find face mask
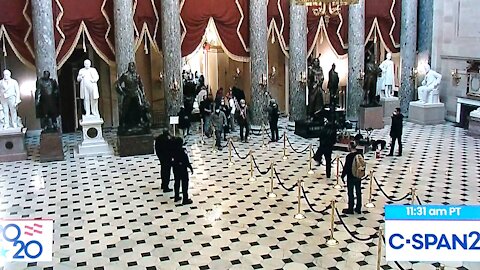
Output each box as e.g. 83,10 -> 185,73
216,109 -> 220,113
241,104 -> 245,108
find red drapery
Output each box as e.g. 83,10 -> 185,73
0,0 -> 402,67
0,0 -> 34,67
55,0 -> 115,67
134,0 -> 161,52
180,0 -> 249,61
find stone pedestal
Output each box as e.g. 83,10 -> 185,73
381,97 -> 400,125
40,132 -> 64,162
408,101 -> 445,125
468,109 -> 480,137
0,128 -> 27,162
118,133 -> 154,157
359,106 -> 384,130
75,116 -> 113,157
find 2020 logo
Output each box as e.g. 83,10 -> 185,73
0,219 -> 53,262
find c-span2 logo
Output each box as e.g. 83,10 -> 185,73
385,205 -> 480,262
0,219 -> 53,262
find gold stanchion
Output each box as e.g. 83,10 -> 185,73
294,179 -> 305,219
228,139 -> 234,166
248,150 -> 256,182
261,123 -> 267,149
282,131 -> 288,160
376,228 -> 383,270
334,155 -> 342,189
326,200 -> 338,246
268,162 -> 277,198
200,118 -> 205,144
211,126 -> 217,153
307,144 -> 314,175
410,187 -> 417,205
365,170 -> 375,208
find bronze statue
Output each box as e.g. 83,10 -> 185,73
308,58 -> 324,117
363,56 -> 382,106
328,63 -> 339,108
115,62 -> 152,135
35,70 -> 60,132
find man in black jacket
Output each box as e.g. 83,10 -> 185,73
172,137 -> 194,205
268,99 -> 280,142
314,120 -> 337,179
341,142 -> 362,214
155,130 -> 173,192
388,107 -> 404,156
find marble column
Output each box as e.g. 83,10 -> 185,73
249,0 -> 268,125
31,0 -> 57,79
288,4 -> 307,121
418,0 -> 433,56
399,0 -> 418,114
160,0 -> 183,117
113,0 -> 135,77
347,0 -> 365,120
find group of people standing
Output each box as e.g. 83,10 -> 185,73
155,130 -> 193,205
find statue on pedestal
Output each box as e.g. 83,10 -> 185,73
308,57 -> 324,117
379,53 -> 395,98
363,56 -> 382,106
328,63 -> 339,108
77,59 -> 100,117
35,71 -> 60,132
115,62 -> 151,135
0,70 -> 21,129
418,64 -> 442,104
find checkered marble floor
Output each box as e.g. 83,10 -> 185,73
0,119 -> 479,270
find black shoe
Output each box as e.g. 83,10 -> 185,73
163,188 -> 173,192
355,209 -> 362,214
342,209 -> 354,215
386,153 -> 393,156
182,199 -> 193,205
174,197 -> 181,202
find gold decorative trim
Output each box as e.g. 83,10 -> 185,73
389,0 -> 400,49
235,0 -> 249,53
0,25 -> 35,69
22,0 -> 35,62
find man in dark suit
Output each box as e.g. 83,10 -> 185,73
314,120 -> 337,179
155,130 -> 173,192
172,137 -> 194,205
388,107 -> 404,156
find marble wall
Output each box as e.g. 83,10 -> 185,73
431,0 -> 480,121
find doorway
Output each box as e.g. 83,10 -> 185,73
58,49 -> 88,133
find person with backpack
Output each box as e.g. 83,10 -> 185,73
341,142 -> 366,214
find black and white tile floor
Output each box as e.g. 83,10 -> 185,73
0,120 -> 479,270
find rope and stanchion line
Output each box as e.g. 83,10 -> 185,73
335,208 -> 377,242
326,200 -> 339,246
307,144 -> 314,175
300,186 -> 331,215
252,155 -> 271,175
376,228 -> 383,270
285,136 -> 310,154
230,141 -> 250,160
273,168 -> 296,191
294,179 -> 306,220
248,150 -> 256,182
373,176 -> 411,202
282,131 -> 288,160
227,139 -> 234,166
365,170 -> 375,208
334,155 -> 343,189
267,162 -> 277,198
200,118 -> 205,144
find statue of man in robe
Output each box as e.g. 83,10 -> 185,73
77,59 -> 100,117
379,53 -> 395,98
308,58 -> 324,117
0,70 -> 21,129
328,63 -> 340,108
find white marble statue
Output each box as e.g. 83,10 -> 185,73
77,59 -> 100,117
379,53 -> 395,98
418,64 -> 442,104
0,70 -> 21,129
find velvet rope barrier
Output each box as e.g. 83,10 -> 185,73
335,208 -> 377,242
230,141 -> 250,160
300,186 -> 331,214
273,168 -> 296,191
373,177 -> 411,202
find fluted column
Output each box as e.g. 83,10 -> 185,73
113,0 -> 135,76
399,0 -> 418,114
249,0 -> 268,125
161,0 -> 183,117
31,0 -> 57,79
347,0 -> 365,120
289,4 -> 307,121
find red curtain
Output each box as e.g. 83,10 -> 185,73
55,0 -> 116,67
134,0 -> 161,52
181,0 -> 249,60
267,0 -> 289,54
0,0 -> 35,67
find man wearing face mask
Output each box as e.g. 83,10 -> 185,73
237,99 -> 250,143
220,98 -> 230,141
211,105 -> 227,149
